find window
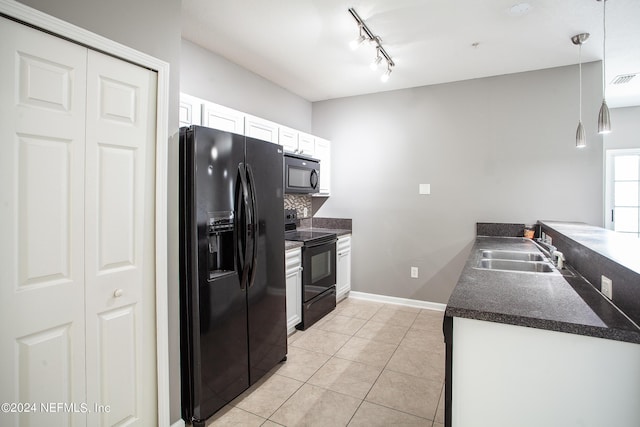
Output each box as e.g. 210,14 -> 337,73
605,149 -> 640,238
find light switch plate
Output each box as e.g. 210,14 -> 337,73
411,267 -> 419,278
419,184 -> 431,195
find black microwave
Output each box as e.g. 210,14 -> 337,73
284,153 -> 320,194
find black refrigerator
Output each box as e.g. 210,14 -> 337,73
179,125 -> 287,426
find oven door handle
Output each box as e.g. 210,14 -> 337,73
305,238 -> 337,249
246,163 -> 259,289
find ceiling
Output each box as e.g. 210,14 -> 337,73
181,0 -> 640,107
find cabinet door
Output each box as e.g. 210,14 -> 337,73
202,101 -> 245,135
314,138 -> 331,196
298,132 -> 315,156
336,235 -> 351,301
179,93 -> 202,127
84,49 -> 157,426
285,248 -> 302,333
279,126 -> 299,152
0,18 -> 88,427
245,114 -> 279,143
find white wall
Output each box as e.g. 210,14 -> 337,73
181,39 -> 312,133
312,63 -> 604,304
605,106 -> 640,150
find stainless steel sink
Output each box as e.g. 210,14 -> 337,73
480,250 -> 544,262
477,259 -> 554,273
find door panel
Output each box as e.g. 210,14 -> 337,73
0,17 -> 87,427
17,324 -> 73,427
97,145 -> 136,270
244,137 -> 286,384
85,50 -> 157,426
98,306 -> 138,426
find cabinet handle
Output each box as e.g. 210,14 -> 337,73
113,289 -> 124,298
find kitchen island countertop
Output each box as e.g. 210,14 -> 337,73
445,236 -> 640,344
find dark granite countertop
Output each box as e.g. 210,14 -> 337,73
540,220 -> 640,275
445,236 -> 640,344
285,240 -> 303,250
296,227 -> 352,237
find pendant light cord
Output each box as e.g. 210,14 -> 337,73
579,43 -> 583,121
602,0 -> 607,99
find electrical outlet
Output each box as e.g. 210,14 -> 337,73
601,275 -> 613,300
303,207 -> 308,217
411,267 -> 419,278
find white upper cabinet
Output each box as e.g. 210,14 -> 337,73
179,93 -> 331,195
314,137 -> 331,196
245,114 -> 279,144
279,126 -> 299,153
179,93 -> 202,127
281,129 -> 315,156
297,132 -> 315,156
202,101 -> 245,135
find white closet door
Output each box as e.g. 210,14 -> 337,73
0,17 -> 88,427
84,50 -> 157,426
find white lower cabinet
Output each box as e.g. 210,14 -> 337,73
336,235 -> 352,301
285,247 -> 302,333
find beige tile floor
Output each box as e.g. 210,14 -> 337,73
206,297 -> 446,427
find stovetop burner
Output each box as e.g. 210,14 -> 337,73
285,229 -> 337,245
284,208 -> 337,246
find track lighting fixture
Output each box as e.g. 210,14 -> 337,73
348,8 -> 395,82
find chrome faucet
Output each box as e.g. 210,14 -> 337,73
534,238 -> 556,257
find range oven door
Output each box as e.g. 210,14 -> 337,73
301,239 -> 337,302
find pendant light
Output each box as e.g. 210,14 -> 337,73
597,0 -> 611,134
572,33 -> 590,148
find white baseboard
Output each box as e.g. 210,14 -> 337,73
170,419 -> 185,427
348,291 -> 446,312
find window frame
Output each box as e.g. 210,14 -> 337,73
604,148 -> 640,237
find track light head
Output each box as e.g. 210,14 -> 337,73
370,52 -> 382,71
380,63 -> 392,82
349,25 -> 366,50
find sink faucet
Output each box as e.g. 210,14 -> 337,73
553,251 -> 565,269
534,238 -> 556,257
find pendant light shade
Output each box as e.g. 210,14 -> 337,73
576,121 -> 586,148
572,33 -> 589,148
598,100 -> 611,134
597,0 -> 612,134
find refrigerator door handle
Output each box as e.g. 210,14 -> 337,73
246,164 -> 259,289
237,163 -> 251,290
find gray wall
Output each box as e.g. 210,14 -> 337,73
181,39 -> 312,133
312,63 -> 604,304
15,0 -> 184,423
605,106 -> 640,150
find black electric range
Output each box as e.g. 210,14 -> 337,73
284,209 -> 337,329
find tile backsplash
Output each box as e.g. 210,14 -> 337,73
284,194 -> 312,218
